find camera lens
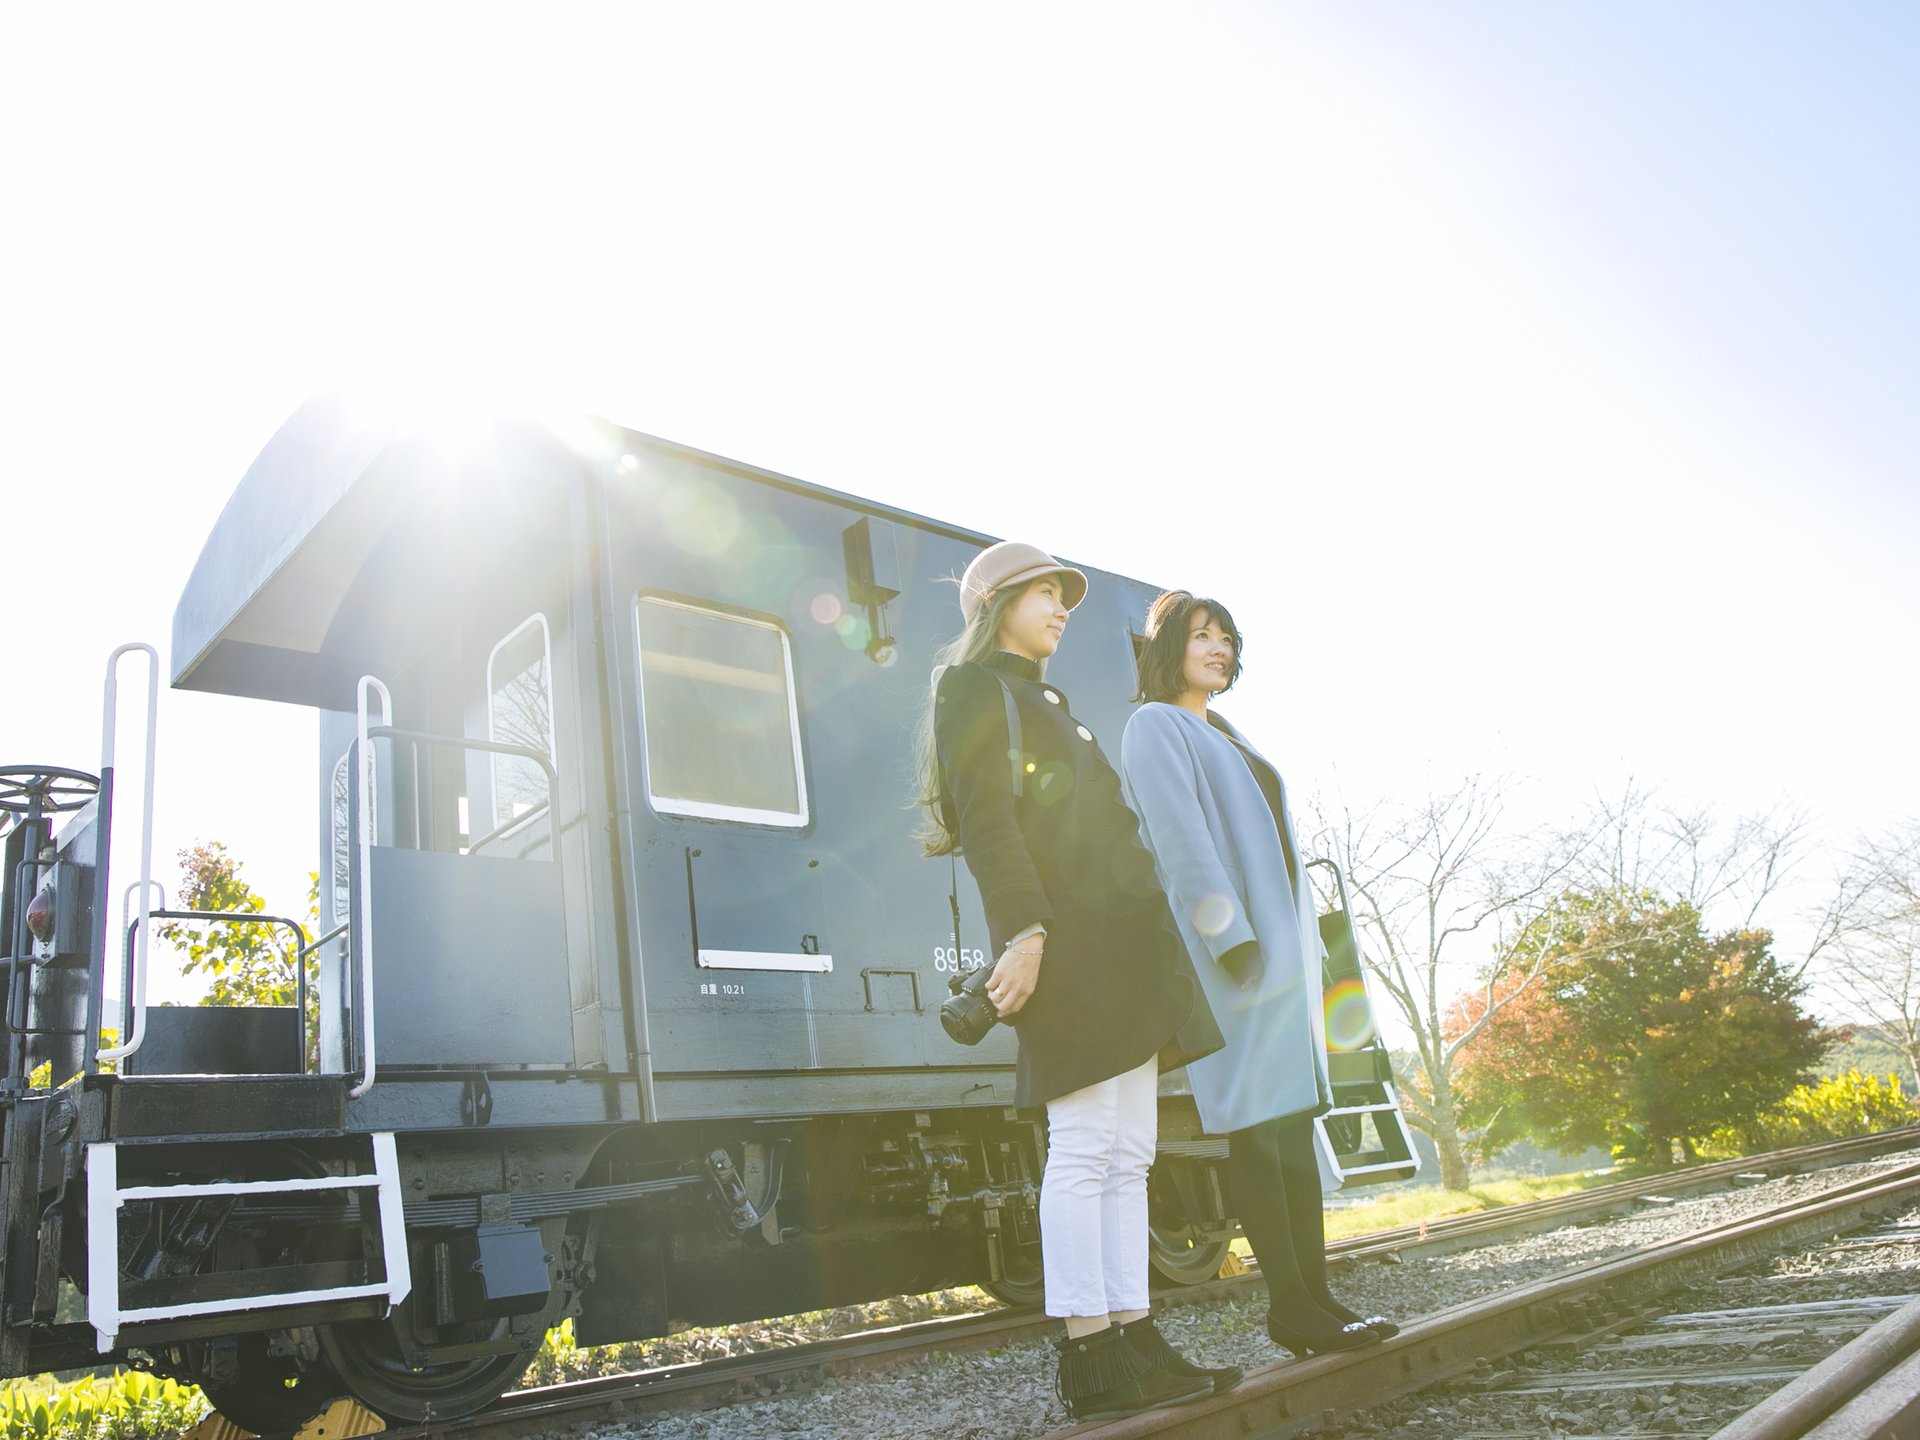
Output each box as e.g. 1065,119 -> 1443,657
940,967 -> 1000,1045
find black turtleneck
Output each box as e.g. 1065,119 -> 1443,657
981,650 -> 1042,682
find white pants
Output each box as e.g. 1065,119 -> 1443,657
1041,1056 -> 1159,1318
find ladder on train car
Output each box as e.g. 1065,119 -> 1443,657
1309,860 -> 1420,1187
67,649 -> 412,1353
1319,1048 -> 1421,1183
85,1133 -> 412,1353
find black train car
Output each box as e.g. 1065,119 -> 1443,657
0,397 -> 1415,1430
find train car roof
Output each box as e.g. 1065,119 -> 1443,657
171,394 -> 996,707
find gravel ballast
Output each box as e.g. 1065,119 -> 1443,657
554,1146 -> 1920,1440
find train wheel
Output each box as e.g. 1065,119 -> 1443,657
318,1318 -> 534,1424
1147,1216 -> 1232,1287
196,1338 -> 342,1440
980,1238 -> 1046,1308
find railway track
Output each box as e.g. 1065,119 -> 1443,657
1332,1124 -> 1920,1268
1069,1162 -> 1920,1439
299,1129 -> 1920,1440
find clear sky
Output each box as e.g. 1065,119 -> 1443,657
4,2 -> 1915,1008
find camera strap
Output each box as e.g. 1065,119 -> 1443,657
999,672 -> 1024,799
943,669 -> 1025,962
949,852 -> 963,962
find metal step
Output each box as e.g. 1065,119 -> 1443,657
85,1132 -> 411,1351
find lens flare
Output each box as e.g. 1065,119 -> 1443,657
1032,759 -> 1072,805
835,612 -> 871,650
1191,892 -> 1235,939
719,512 -> 800,597
1324,978 -> 1376,1050
810,593 -> 842,625
663,477 -> 742,557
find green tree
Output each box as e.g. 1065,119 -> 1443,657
1455,890 -> 1827,1165
157,842 -> 318,1058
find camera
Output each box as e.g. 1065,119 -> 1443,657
941,965 -> 1002,1046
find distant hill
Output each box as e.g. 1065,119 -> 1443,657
1819,1027 -> 1916,1089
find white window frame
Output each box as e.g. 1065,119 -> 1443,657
633,595 -> 810,828
485,612 -> 557,838
328,749 -> 353,927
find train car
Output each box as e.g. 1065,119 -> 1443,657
0,396 -> 1416,1431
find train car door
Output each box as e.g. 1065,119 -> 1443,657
599,443 -> 1017,1118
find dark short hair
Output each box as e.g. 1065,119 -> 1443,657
1135,591 -> 1243,704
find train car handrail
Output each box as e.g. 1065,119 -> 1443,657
352,676 -> 392,1098
122,881 -> 168,936
363,726 -> 563,859
122,909 -> 313,1073
465,798 -> 551,857
106,881 -> 165,1068
96,644 -> 159,1065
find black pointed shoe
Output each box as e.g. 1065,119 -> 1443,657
1055,1326 -> 1212,1421
1266,1315 -> 1382,1358
1118,1315 -> 1244,1396
1325,1302 -> 1401,1340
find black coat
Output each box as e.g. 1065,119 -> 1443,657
935,651 -> 1222,1106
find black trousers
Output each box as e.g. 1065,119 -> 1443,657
1228,1113 -> 1343,1322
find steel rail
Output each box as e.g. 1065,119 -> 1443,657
1800,1347 -> 1920,1439
1709,1292 -> 1920,1440
348,1149 -> 1920,1440
380,1303 -> 1072,1440
1331,1124 -> 1920,1268
1068,1161 -> 1920,1440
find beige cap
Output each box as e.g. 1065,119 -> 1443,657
959,540 -> 1089,624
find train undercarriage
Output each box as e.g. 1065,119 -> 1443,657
0,1060 -> 1246,1430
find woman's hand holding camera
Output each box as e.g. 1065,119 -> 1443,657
988,936 -> 1044,1016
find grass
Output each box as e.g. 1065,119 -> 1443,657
1321,1169 -> 1628,1242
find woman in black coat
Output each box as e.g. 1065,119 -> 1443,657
918,540 -> 1231,1423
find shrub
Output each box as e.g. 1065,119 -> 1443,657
1699,1069 -> 1920,1159
0,1371 -> 206,1440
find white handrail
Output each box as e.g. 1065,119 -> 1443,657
121,881 -> 167,930
116,881 -> 167,1048
351,676 -> 392,1098
96,644 -> 159,1064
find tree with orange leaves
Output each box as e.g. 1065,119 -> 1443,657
1454,889 -> 1827,1166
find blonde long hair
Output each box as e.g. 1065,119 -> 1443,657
914,581 -> 1032,857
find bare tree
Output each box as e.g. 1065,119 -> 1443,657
1568,779 -> 1868,990
1824,821 -> 1920,1089
1307,775 -> 1872,1189
1304,774 -> 1589,1191
1572,780 -> 1817,929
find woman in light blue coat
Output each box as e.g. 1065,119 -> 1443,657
1121,590 -> 1395,1357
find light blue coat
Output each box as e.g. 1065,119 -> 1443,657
1121,702 -> 1331,1135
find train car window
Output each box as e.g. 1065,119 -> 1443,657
327,749 -> 374,925
634,596 -> 809,826
487,614 -> 556,834
330,748 -> 349,929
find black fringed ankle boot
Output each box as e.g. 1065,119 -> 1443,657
1054,1325 -> 1211,1421
1118,1315 -> 1244,1395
